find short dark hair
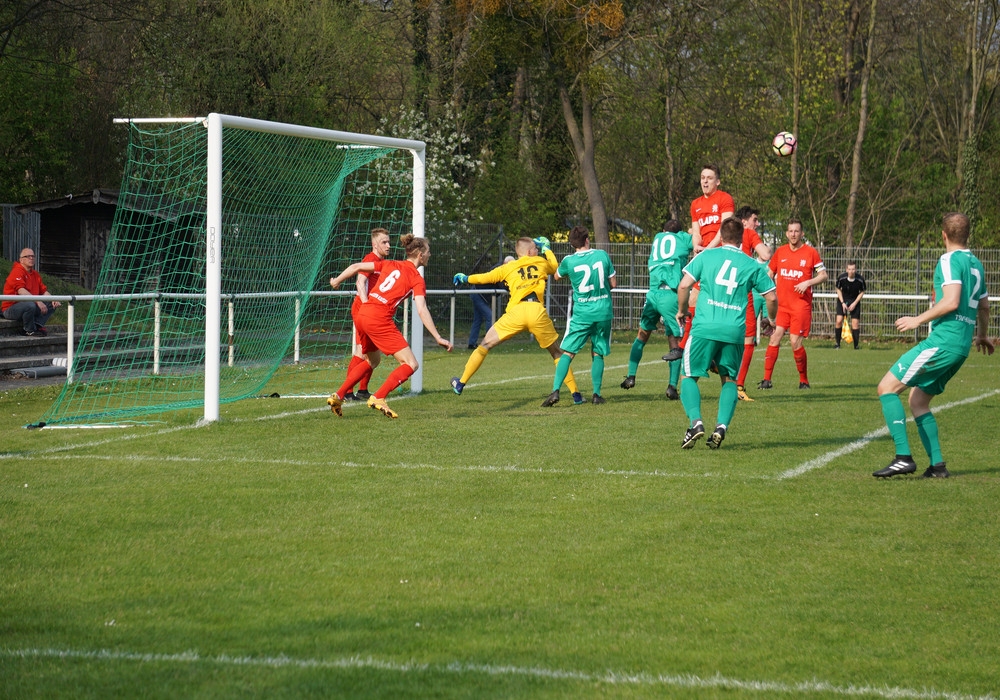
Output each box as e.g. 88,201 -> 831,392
846,260 -> 858,267
663,219 -> 682,233
735,206 -> 759,222
719,218 -> 744,245
942,212 -> 970,245
568,225 -> 589,249
788,218 -> 803,228
702,164 -> 720,179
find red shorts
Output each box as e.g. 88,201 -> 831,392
356,310 -> 408,356
775,305 -> 812,337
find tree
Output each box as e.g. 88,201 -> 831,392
843,0 -> 878,253
495,0 -> 627,247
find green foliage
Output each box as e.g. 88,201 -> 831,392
380,105 -> 483,223
472,143 -> 564,238
2,0 -> 1000,247
0,45 -> 77,200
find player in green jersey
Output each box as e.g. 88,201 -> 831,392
873,212 -> 993,478
675,219 -> 777,449
620,220 -> 692,392
543,226 -> 617,406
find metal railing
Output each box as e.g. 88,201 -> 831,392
5,288 -> 997,387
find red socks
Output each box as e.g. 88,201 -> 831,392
737,343 -> 754,386
793,346 -> 808,383
763,345 -> 779,380
338,359 -> 371,399
375,364 -> 414,399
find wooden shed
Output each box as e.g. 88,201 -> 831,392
14,189 -> 118,290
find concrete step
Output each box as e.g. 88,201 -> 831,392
0,354 -> 62,373
0,333 -> 73,359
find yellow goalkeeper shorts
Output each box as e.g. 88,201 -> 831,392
492,302 -> 560,348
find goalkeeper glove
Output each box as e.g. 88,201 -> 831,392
453,272 -> 468,285
533,236 -> 551,253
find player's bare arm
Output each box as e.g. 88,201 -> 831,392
356,272 -> 370,303
975,297 -> 994,355
690,220 -> 702,249
763,290 -> 778,321
849,290 -> 864,311
704,211 -> 734,249
675,273 -> 695,324
794,268 -> 828,295
330,261 -> 376,289
894,284 -> 961,332
414,295 -> 453,351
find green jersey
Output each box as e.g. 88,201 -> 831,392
559,248 -> 616,323
683,244 -> 775,344
928,249 -> 987,357
648,230 -> 694,291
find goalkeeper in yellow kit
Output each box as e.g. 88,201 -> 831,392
451,236 -> 584,403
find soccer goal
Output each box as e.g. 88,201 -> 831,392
39,114 -> 426,427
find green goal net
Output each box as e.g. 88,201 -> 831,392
39,116 -> 422,426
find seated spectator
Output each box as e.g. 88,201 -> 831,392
3,248 -> 60,336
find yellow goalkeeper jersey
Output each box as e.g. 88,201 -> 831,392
468,249 -> 557,313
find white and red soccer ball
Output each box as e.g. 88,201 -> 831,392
772,131 -> 796,157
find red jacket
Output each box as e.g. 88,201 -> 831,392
3,262 -> 48,312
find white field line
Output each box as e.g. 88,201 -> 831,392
779,389 -> 1000,480
7,360 -> 650,457
24,452 -> 724,479
2,648 -> 995,700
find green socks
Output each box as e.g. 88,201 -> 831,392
627,338 -> 645,376
680,378 -> 702,423
880,394 -> 911,457
591,354 -> 605,396
915,412 -> 943,464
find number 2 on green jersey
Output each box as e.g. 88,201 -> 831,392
573,261 -> 606,293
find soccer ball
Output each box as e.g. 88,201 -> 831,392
772,131 -> 796,157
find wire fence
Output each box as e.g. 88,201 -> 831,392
429,240 -> 1000,344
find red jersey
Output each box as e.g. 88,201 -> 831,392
2,262 -> 47,312
350,251 -> 384,316
357,258 -> 426,321
740,228 -> 764,257
690,189 -> 734,245
769,243 -> 825,307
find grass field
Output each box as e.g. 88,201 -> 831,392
2,337 -> 999,699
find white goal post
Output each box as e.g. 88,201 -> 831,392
115,113 -> 427,424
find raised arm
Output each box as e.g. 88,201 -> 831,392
330,261 -> 376,290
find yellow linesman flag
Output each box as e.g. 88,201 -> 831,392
842,317 -> 854,345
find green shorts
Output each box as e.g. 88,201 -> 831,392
889,340 -> 967,396
639,288 -> 680,336
561,318 -> 612,357
681,336 -> 741,379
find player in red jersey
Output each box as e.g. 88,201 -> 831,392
326,233 -> 452,418
690,165 -> 735,251
343,228 -> 392,401
675,165 -> 736,368
758,219 -> 828,390
734,206 -> 772,401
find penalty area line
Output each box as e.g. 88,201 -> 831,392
27,452 -> 729,480
779,389 -> 1000,480
2,648 -> 995,700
